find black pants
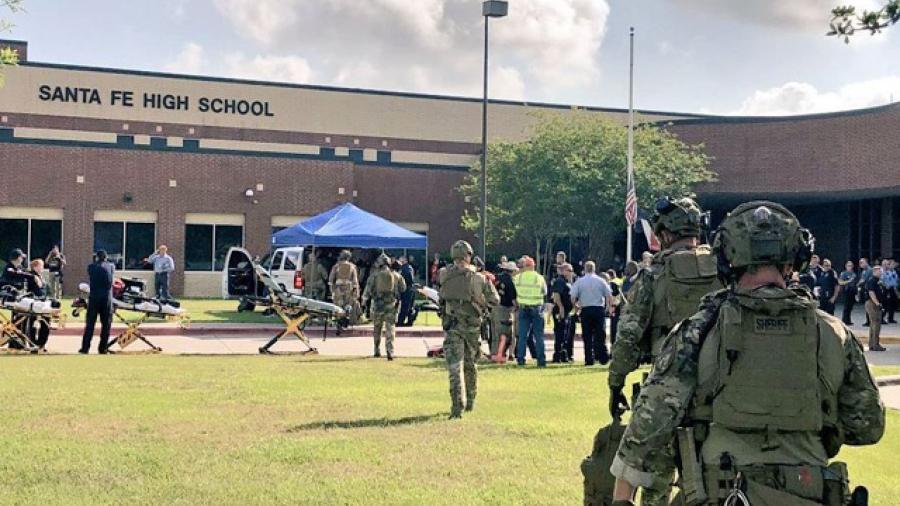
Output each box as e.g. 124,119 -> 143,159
397,290 -> 415,326
842,291 -> 856,325
81,298 -> 112,353
581,306 -> 608,365
886,289 -> 898,322
819,292 -> 835,315
552,315 -> 575,362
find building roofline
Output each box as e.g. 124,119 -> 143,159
663,101 -> 900,126
20,60 -> 714,119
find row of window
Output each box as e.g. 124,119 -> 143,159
0,218 -> 243,272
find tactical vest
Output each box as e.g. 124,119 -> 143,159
692,291 -> 844,456
374,270 -> 396,296
515,271 -> 544,306
334,262 -> 354,284
440,266 -> 485,317
649,246 -> 721,356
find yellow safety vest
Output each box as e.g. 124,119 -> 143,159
515,270 -> 544,306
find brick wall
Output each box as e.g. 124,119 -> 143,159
0,142 -> 467,295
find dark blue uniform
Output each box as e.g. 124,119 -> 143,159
397,263 -> 416,326
80,260 -> 115,354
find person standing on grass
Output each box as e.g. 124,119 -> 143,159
80,250 -> 115,355
571,261 -> 613,366
550,262 -> 576,363
147,245 -> 175,301
438,240 -> 498,419
513,255 -> 547,367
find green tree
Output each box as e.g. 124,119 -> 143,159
0,0 -> 24,82
828,2 -> 900,42
460,112 -> 714,270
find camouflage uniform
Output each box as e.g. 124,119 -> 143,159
611,202 -> 885,505
439,241 -> 499,419
607,198 -> 722,505
329,252 -> 360,324
363,256 -> 406,359
302,257 -> 329,301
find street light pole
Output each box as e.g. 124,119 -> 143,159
480,0 -> 508,262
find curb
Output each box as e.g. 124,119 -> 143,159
877,375 -> 900,387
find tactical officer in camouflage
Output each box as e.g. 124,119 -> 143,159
610,202 -> 885,506
302,250 -> 329,301
329,250 -> 360,325
605,197 -> 722,505
439,240 -> 499,419
362,253 -> 406,360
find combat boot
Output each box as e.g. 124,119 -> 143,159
465,399 -> 475,412
387,352 -> 394,361
374,350 -> 381,358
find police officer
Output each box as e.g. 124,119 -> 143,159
362,253 -> 406,360
329,250 -> 360,324
606,196 -> 722,505
80,250 -> 116,354
439,240 -> 498,419
302,250 -> 328,301
490,261 -> 517,363
610,202 -> 885,505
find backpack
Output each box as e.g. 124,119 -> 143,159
581,418 -> 628,506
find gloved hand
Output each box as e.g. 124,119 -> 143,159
609,386 -> 629,418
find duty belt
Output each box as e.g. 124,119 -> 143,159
703,462 -> 830,504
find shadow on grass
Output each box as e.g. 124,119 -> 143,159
286,412 -> 446,431
292,356 -> 372,364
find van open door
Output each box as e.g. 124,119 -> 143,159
222,247 -> 259,299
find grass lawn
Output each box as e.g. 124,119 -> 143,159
1,356 -> 897,505
872,366 -> 900,378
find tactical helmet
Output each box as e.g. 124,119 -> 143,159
653,196 -> 704,238
339,250 -> 352,261
712,201 -> 813,280
375,253 -> 391,268
450,240 -> 474,260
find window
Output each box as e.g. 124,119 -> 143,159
0,218 -> 63,268
94,221 -> 155,270
185,224 -> 244,271
271,250 -> 284,271
283,250 -> 299,271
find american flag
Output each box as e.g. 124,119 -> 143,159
624,174 -> 637,227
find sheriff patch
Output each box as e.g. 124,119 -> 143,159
754,317 -> 791,334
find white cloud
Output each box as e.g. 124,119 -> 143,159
212,0 -> 609,100
676,0 -> 884,31
735,77 -> 900,115
224,53 -> 314,84
164,42 -> 206,74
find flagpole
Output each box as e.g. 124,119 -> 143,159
626,26 -> 635,261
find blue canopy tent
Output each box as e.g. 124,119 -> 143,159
271,203 -> 427,250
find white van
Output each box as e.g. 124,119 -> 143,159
222,246 -> 306,299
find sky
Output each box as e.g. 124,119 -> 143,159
6,0 -> 900,116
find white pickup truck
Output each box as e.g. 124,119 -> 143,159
221,246 -> 306,299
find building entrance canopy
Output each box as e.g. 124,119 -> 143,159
271,203 -> 427,250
